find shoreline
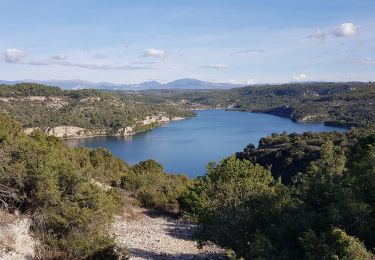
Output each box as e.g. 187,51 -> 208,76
27,116 -> 189,140
27,109 -> 350,140
228,108 -> 352,129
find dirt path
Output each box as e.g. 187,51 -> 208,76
113,208 -> 226,259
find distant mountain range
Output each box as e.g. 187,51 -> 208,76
0,78 -> 244,90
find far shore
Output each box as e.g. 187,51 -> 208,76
25,116 -> 189,140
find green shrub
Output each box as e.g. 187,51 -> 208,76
121,159 -> 190,209
300,228 -> 374,260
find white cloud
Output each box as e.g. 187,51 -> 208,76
245,78 -> 255,85
11,56 -> 152,70
200,64 -> 229,69
27,60 -> 152,70
333,23 -> 358,37
141,48 -> 167,59
309,23 -> 358,41
292,73 -> 307,82
2,48 -> 149,70
4,48 -> 26,63
50,53 -> 67,60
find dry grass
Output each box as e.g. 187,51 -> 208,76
33,244 -> 64,260
115,191 -> 144,220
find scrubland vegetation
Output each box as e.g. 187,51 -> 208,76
0,111 -> 189,259
179,129 -> 375,259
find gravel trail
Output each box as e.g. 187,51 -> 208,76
113,208 -> 226,260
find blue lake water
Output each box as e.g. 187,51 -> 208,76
64,110 -> 344,177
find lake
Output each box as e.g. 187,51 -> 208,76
64,110 -> 344,177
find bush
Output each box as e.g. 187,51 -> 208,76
120,159 -> 189,210
300,228 -> 374,260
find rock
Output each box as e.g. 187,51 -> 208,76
0,97 -> 16,103
24,127 -> 40,135
45,126 -> 87,138
159,116 -> 170,123
24,113 -> 186,138
142,117 -> 157,125
172,117 -> 185,121
25,96 -> 46,101
79,97 -> 101,102
117,127 -> 133,135
0,211 -> 37,260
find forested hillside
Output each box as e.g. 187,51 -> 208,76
235,82 -> 375,127
179,128 -> 375,259
140,82 -> 375,127
0,83 -> 193,137
236,128 -> 374,183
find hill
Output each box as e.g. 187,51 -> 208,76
141,82 -> 375,127
0,83 -> 193,137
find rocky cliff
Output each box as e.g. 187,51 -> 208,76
24,114 -> 186,138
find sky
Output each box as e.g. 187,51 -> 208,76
0,0 -> 375,84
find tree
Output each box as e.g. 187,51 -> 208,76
345,134 -> 375,249
179,156 -> 290,258
300,228 -> 374,260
